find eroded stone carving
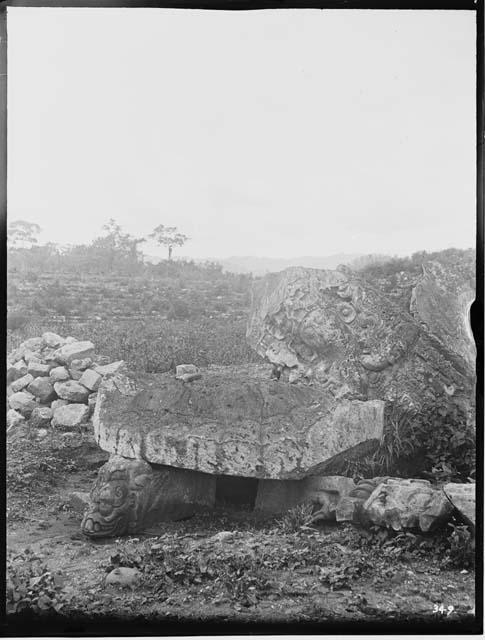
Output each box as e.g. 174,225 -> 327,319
247,264 -> 475,417
362,478 -> 454,532
81,454 -> 215,537
92,366 -> 384,481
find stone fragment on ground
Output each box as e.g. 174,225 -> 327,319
93,360 -> 125,377
42,331 -> 66,348
307,476 -> 356,522
176,364 -> 198,377
10,373 -> 34,393
7,408 -> 25,430
53,341 -> 95,366
70,358 -> 93,371
30,406 -> 53,428
105,567 -> 141,588
443,482 -> 475,527
49,366 -> 70,382
53,380 -> 90,403
27,377 -> 56,404
79,369 -> 102,392
362,478 -> 453,532
51,398 -> 69,412
52,403 -> 90,429
8,391 -> 37,417
27,362 -> 51,378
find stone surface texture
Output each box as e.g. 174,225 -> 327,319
8,391 -> 37,417
362,478 -> 453,532
246,264 -> 475,419
81,454 -> 216,537
52,403 -> 90,429
10,373 -> 34,393
54,341 -> 95,366
30,406 -> 53,428
27,377 -> 56,404
54,380 -> 90,403
93,365 -> 384,480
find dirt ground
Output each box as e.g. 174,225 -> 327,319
5,425 -> 478,635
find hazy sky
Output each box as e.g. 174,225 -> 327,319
7,8 -> 475,259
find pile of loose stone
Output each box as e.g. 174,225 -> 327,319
6,332 -> 123,434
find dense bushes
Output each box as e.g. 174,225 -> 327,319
346,397 -> 475,483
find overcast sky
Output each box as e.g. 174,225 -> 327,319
7,8 -> 475,259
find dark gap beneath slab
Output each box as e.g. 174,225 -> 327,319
215,475 -> 259,509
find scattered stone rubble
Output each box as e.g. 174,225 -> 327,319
6,332 -> 124,433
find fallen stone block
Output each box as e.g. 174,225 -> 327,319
93,360 -> 125,377
443,483 -> 475,527
70,358 -> 93,371
42,332 -> 66,348
27,377 -> 57,404
49,366 -> 70,382
8,391 -> 37,417
79,369 -> 102,392
54,380 -> 90,403
105,567 -> 141,588
7,364 -> 23,386
12,360 -> 28,376
52,403 -> 90,429
27,362 -> 51,378
30,406 -> 53,428
51,398 -> 69,412
21,337 -> 44,352
7,409 -> 25,430
363,478 -> 453,532
10,373 -> 34,393
54,341 -> 95,366
176,364 -> 197,377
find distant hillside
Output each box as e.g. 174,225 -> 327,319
140,254 -> 362,275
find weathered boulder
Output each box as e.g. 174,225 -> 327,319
105,567 -> 141,588
53,341 -> 95,366
79,369 -> 102,392
10,373 -> 34,393
93,366 -> 384,480
52,403 -> 90,429
176,364 -> 197,377
49,366 -> 70,382
27,362 -> 51,378
27,377 -> 56,404
21,337 -> 44,352
71,358 -> 93,371
9,391 -> 37,417
7,364 -> 24,386
54,380 -> 90,403
51,398 -> 69,412
42,332 -> 65,348
443,482 -> 475,527
12,360 -> 28,376
81,455 -> 216,538
362,478 -> 453,532
93,360 -> 125,377
246,265 -> 475,418
30,406 -> 53,428
7,409 -> 25,430
68,368 -> 83,381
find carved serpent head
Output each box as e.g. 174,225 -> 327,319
81,456 -> 152,538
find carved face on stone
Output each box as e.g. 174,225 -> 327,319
81,469 -> 131,537
81,456 -> 152,538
